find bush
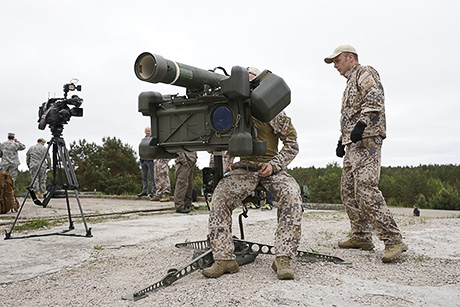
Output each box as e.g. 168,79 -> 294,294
429,186 -> 460,210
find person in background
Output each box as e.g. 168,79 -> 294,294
174,151 -> 197,214
137,127 -> 156,197
26,138 -> 51,198
150,159 -> 171,202
413,204 -> 420,217
0,132 -> 26,182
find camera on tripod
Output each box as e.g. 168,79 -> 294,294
5,79 -> 92,239
38,79 -> 83,132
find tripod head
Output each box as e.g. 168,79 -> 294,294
38,79 -> 84,133
48,124 -> 65,138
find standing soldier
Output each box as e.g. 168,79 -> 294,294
26,138 -> 51,198
324,45 -> 407,263
137,127 -> 156,197
0,133 -> 26,182
174,151 -> 197,213
149,159 -> 171,202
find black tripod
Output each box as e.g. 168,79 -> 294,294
4,124 -> 92,239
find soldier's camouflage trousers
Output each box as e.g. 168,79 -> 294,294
29,165 -> 48,193
154,159 -> 171,197
208,162 -> 303,260
341,136 -> 402,244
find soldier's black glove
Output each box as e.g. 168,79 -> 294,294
336,141 -> 345,158
351,122 -> 367,143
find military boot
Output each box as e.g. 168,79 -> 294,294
338,238 -> 374,251
202,260 -> 239,278
159,193 -> 170,202
382,242 -> 408,263
149,195 -> 161,201
271,256 -> 294,280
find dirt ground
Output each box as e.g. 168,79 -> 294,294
0,197 -> 459,306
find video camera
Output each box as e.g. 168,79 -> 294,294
134,53 -> 291,160
38,79 -> 83,134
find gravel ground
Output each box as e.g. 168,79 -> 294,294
1,203 -> 459,307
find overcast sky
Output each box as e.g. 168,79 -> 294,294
1,0 -> 459,171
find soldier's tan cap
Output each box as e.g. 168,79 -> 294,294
38,138 -> 46,143
324,45 -> 357,64
247,67 -> 261,75
8,132 -> 15,138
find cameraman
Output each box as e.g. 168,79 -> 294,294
203,67 -> 303,280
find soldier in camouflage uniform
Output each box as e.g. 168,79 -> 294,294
202,67 -> 302,280
325,45 -> 407,263
26,138 -> 51,198
0,133 -> 26,182
149,159 -> 171,202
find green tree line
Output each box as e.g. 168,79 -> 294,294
288,162 -> 460,210
13,137 -> 460,210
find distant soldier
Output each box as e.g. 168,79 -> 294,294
149,159 -> 171,202
0,132 -> 26,182
26,138 -> 51,198
174,151 -> 197,213
413,204 -> 420,217
137,127 -> 156,197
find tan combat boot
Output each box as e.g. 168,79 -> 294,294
149,195 -> 161,201
338,238 -> 374,251
159,194 -> 170,202
382,242 -> 408,263
271,256 -> 294,280
202,260 -> 239,278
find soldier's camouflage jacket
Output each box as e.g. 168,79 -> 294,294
240,111 -> 298,173
26,143 -> 51,170
340,64 -> 386,145
0,139 -> 26,166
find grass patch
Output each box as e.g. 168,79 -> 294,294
84,214 -> 124,224
0,215 -> 16,220
13,218 -> 49,231
192,204 -> 209,211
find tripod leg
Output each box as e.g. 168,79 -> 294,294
55,137 -> 92,237
5,141 -> 54,239
4,192 -> 31,239
73,190 -> 92,237
28,141 -> 54,207
63,189 -> 75,230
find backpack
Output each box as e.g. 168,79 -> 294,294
0,171 -> 19,214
